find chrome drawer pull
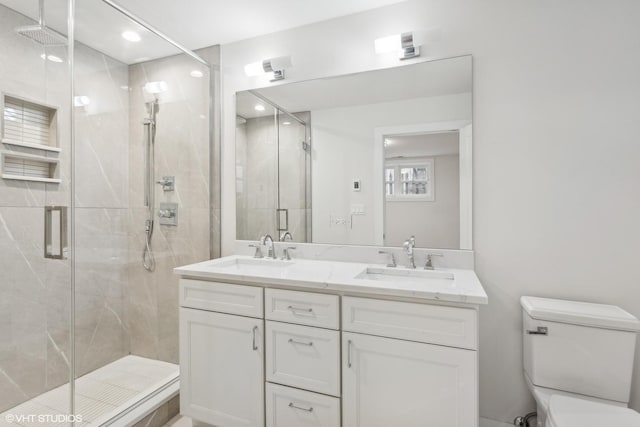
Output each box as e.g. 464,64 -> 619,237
527,326 -> 548,335
288,305 -> 313,313
288,338 -> 314,346
347,339 -> 353,368
289,402 -> 313,412
252,326 -> 259,350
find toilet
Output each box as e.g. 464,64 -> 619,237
520,296 -> 640,427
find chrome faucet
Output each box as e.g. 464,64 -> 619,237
280,231 -> 293,242
248,242 -> 263,258
424,253 -> 443,270
378,250 -> 397,268
403,236 -> 416,269
282,246 -> 297,261
260,234 -> 277,259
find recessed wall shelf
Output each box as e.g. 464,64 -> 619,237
1,94 -> 60,153
1,151 -> 60,183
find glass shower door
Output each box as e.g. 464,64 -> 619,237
0,0 -> 73,421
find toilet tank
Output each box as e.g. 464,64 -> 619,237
521,296 -> 640,404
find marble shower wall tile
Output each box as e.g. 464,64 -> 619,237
127,48 -> 216,364
0,207 -> 49,412
74,43 -> 129,209
74,208 -> 129,377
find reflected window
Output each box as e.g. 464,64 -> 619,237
385,159 -> 434,201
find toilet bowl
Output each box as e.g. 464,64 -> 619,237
524,374 -> 628,427
546,395 -> 640,427
520,296 -> 640,427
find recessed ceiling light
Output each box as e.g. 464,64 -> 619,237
40,54 -> 63,63
190,70 -> 204,78
254,104 -> 265,112
122,31 -> 141,42
282,121 -> 291,126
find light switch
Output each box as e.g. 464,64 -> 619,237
350,204 -> 365,215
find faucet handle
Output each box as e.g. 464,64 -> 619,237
378,250 -> 397,268
424,253 -> 443,270
248,244 -> 263,259
282,246 -> 297,261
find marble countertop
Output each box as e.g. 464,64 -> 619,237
174,255 -> 488,305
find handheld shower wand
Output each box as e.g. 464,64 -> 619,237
142,98 -> 159,272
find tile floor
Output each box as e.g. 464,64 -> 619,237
0,356 -> 178,427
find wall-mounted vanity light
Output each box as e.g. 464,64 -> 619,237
375,32 -> 422,60
374,29 -> 440,60
244,55 -> 293,82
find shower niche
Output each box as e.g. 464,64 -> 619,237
0,93 -> 60,183
1,94 -> 59,151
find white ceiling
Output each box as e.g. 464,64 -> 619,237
0,0 -> 408,64
236,56 -> 472,119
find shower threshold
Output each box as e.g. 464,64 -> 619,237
0,355 -> 179,426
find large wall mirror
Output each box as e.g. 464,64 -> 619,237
236,55 -> 472,250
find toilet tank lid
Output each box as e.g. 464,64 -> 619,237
548,395 -> 640,427
521,296 -> 640,332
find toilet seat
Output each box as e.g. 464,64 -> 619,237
547,395 -> 640,427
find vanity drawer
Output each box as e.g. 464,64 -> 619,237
266,383 -> 340,427
266,321 -> 340,396
342,296 -> 478,350
180,279 -> 263,318
265,288 -> 339,329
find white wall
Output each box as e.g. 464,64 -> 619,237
311,94 -> 470,245
220,0 -> 640,423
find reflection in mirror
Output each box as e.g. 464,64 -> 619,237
235,91 -> 311,243
383,129 -> 471,249
236,55 -> 472,250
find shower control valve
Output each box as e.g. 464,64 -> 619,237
158,203 -> 178,226
156,176 -> 175,191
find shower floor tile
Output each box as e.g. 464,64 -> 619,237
0,355 -> 179,426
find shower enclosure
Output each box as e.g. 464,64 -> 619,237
235,91 -> 311,243
0,0 -> 220,424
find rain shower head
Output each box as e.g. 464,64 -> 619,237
15,0 -> 67,46
15,25 -> 67,46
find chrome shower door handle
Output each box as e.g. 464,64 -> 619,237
44,206 -> 67,259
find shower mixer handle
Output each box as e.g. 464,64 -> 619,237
158,209 -> 175,219
156,176 -> 175,191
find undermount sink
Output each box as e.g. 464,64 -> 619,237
211,257 -> 294,271
355,267 -> 454,282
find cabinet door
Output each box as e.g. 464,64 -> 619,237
180,308 -> 264,427
342,332 -> 477,427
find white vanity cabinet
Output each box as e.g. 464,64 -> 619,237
341,296 -> 478,427
179,277 -> 480,427
179,280 -> 265,427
